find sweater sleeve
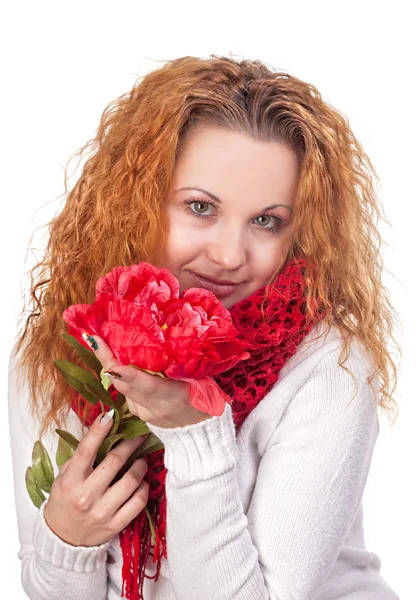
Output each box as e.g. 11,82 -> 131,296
145,345 -> 380,600
7,343 -> 110,600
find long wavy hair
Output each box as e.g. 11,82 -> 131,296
11,54 -> 401,440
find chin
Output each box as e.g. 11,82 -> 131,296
217,291 -> 244,310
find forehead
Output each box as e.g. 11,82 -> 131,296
172,126 -> 300,208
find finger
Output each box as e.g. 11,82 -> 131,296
109,478 -> 150,533
85,434 -> 149,498
57,457 -> 72,476
65,410 -> 116,483
84,333 -> 146,386
82,333 -> 123,376
98,457 -> 148,520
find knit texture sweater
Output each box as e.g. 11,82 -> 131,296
8,320 -> 399,599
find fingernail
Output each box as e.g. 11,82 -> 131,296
82,331 -> 98,351
103,369 -> 123,380
100,408 -> 115,426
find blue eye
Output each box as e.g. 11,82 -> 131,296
182,196 -> 285,234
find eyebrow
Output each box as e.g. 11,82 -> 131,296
175,186 -> 294,213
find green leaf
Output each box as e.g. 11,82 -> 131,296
105,432 -> 164,486
144,506 -> 156,545
129,365 -> 167,379
54,360 -> 94,385
115,391 -> 126,410
56,434 -> 75,470
118,401 -> 130,417
55,429 -> 80,451
100,367 -> 113,391
108,405 -> 121,437
54,360 -> 100,404
118,419 -> 151,439
95,432 -> 130,465
62,332 -> 103,377
120,414 -> 140,423
84,381 -> 117,410
140,368 -> 166,379
54,360 -> 117,409
25,466 -> 46,509
133,432 -> 164,456
123,433 -> 164,470
32,441 -> 55,494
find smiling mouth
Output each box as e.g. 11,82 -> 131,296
188,271 -> 242,297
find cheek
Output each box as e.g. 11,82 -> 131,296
253,241 -> 288,279
166,218 -> 205,261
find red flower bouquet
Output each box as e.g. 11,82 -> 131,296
25,263 -> 253,540
62,262 -> 252,414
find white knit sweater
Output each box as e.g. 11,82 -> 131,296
8,321 -> 399,599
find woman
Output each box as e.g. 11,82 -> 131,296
8,55 -> 400,599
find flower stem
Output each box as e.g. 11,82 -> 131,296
119,401 -> 129,416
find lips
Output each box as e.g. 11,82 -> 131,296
188,271 -> 241,297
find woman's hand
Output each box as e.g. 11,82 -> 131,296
83,332 -> 213,428
44,411 -> 150,547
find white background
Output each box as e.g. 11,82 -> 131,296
1,1 -> 415,597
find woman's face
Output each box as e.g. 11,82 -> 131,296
162,126 -> 299,309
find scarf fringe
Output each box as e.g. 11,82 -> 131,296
119,489 -> 168,599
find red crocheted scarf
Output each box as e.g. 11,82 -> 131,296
71,257 -> 324,599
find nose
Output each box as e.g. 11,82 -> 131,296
206,226 -> 247,270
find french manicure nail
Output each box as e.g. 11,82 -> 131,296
100,408 -> 114,426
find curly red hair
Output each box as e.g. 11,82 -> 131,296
11,54 -> 401,440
